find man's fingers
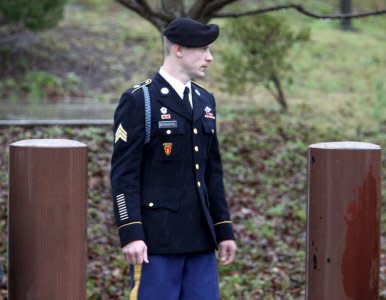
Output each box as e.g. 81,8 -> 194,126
127,249 -> 136,265
136,244 -> 148,264
228,247 -> 236,264
143,246 -> 149,264
221,246 -> 230,264
124,247 -> 146,264
136,248 -> 144,264
222,247 -> 235,265
131,254 -> 137,265
219,245 -> 227,262
124,251 -> 134,265
136,254 -> 143,265
122,241 -> 148,265
218,241 -> 237,265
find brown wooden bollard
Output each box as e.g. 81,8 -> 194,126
8,139 -> 87,300
306,142 -> 381,300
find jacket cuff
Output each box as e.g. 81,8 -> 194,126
118,222 -> 145,247
214,221 -> 235,242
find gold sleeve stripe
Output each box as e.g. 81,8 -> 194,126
130,264 -> 143,300
118,221 -> 142,230
214,221 -> 232,226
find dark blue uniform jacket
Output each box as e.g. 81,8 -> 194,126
111,73 -> 235,254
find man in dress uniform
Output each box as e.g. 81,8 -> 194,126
111,17 -> 237,300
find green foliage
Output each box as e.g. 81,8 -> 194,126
0,71 -> 84,103
0,0 -> 66,31
220,15 -> 310,96
22,71 -> 61,101
266,203 -> 286,217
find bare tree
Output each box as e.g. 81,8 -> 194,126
116,0 -> 386,30
116,0 -> 240,30
161,0 -> 184,17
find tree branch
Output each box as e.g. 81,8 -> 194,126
137,0 -> 152,13
161,0 -> 184,17
116,0 -> 173,30
188,0 -> 208,19
214,4 -> 386,19
116,0 -> 150,19
201,0 -> 239,21
205,0 -> 239,12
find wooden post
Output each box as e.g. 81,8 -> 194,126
8,139 -> 87,300
340,0 -> 354,31
306,142 -> 381,299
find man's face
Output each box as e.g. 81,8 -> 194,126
179,46 -> 213,79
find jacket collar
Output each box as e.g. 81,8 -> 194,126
192,85 -> 207,122
153,73 -> 192,120
152,73 -> 209,122
159,68 -> 192,101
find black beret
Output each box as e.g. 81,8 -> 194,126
163,17 -> 219,47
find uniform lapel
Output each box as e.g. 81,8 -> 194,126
192,85 -> 206,122
153,73 -> 192,121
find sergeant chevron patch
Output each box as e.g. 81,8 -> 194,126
115,123 -> 127,143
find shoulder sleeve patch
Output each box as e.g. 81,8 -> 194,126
131,78 -> 152,94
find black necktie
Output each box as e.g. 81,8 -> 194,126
183,87 -> 192,113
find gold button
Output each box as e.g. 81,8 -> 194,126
195,164 -> 199,170
197,181 -> 201,187
149,202 -> 154,207
166,130 -> 171,135
194,146 -> 199,152
193,128 -> 198,134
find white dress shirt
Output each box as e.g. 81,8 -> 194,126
159,67 -> 193,108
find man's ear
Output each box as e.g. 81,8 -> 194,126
174,45 -> 183,58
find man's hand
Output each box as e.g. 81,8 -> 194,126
122,240 -> 149,265
218,240 -> 237,265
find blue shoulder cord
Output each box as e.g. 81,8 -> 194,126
142,85 -> 151,144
